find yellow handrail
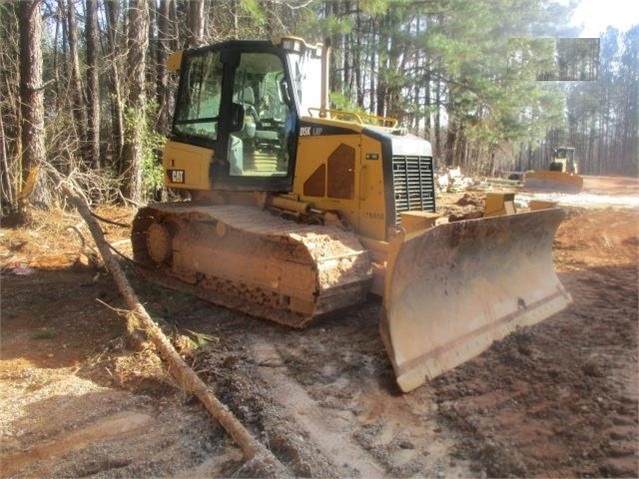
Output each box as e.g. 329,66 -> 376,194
307,108 -> 398,128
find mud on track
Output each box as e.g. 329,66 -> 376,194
1,192 -> 637,477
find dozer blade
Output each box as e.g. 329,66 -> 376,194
524,171 -> 583,193
380,208 -> 572,393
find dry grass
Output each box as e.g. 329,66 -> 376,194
0,205 -> 136,271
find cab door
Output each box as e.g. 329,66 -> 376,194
211,45 -> 299,191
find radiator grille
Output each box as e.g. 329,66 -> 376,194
391,155 -> 435,223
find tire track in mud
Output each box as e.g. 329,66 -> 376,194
2,411 -> 153,477
251,340 -> 387,478
245,324 -> 474,478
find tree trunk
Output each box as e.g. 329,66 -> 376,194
105,0 -> 125,171
376,18 -> 388,118
155,0 -> 171,134
121,0 -> 149,203
369,26 -> 376,113
445,119 -> 457,167
343,32 -> 351,95
434,77 -> 441,159
354,8 -> 364,108
67,0 -> 88,156
0,109 -> 13,207
85,0 -> 100,169
329,1 -> 342,97
18,0 -> 45,207
52,2 -> 62,112
186,0 -> 205,48
168,0 -> 179,51
146,0 -> 157,104
0,2 -> 21,207
455,123 -> 466,168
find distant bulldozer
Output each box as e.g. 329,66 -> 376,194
525,147 -> 584,193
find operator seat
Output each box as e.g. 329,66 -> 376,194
229,86 -> 257,175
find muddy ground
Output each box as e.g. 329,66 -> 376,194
1,175 -> 637,478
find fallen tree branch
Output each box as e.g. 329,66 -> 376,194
58,177 -> 288,477
90,210 -> 130,227
65,225 -> 102,268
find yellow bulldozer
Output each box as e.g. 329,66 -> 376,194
132,37 -> 572,392
524,146 -> 584,192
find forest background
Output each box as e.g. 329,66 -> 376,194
1,0 -> 637,208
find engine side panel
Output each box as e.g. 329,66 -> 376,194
292,118 -> 388,242
163,140 -> 213,190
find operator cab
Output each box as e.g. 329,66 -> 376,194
550,147 -> 578,174
170,37 -> 323,191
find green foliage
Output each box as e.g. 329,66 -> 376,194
359,0 -> 393,17
8,0 -> 635,208
330,91 -> 389,125
330,91 -> 356,111
239,0 -> 266,28
31,329 -> 55,340
418,0 -> 572,167
183,329 -> 220,349
297,6 -> 354,40
302,0 -> 577,171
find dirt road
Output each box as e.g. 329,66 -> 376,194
1,176 -> 637,477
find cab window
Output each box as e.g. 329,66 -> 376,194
173,50 -> 223,141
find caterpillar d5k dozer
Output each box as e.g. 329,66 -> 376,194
524,146 -> 584,193
132,37 -> 572,392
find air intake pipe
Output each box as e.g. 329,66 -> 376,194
320,38 -> 331,118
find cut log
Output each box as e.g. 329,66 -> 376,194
58,178 -> 288,477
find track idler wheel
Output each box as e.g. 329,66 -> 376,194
146,222 -> 173,264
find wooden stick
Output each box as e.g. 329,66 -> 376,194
58,179 -> 287,476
